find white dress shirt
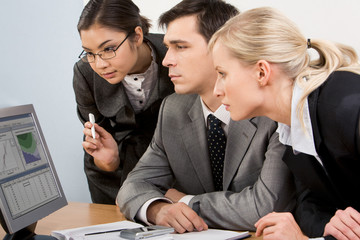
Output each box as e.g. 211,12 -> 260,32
276,81 -> 322,165
122,42 -> 158,114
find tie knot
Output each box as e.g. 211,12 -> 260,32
208,114 -> 221,127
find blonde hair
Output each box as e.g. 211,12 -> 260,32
209,7 -> 360,127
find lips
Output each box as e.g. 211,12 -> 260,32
102,71 -> 116,79
169,74 -> 181,81
222,103 -> 230,111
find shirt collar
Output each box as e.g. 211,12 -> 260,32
200,98 -> 230,127
123,42 -> 157,85
277,81 -> 318,158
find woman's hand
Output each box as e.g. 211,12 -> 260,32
255,212 -> 308,240
324,207 -> 360,240
82,122 -> 120,171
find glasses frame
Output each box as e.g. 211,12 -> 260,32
78,32 -> 131,63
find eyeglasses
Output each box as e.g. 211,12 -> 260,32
78,33 -> 131,63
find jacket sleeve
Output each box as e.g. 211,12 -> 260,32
73,61 -> 106,126
188,125 -> 296,231
116,97 -> 175,220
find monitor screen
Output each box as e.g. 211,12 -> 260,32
0,104 -> 67,235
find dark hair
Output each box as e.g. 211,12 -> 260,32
77,0 -> 151,37
159,0 -> 239,42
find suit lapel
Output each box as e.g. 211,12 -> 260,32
181,97 -> 214,192
223,119 -> 257,189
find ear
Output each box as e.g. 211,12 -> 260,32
133,26 -> 144,47
256,60 -> 271,86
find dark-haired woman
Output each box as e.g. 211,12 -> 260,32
73,0 -> 173,204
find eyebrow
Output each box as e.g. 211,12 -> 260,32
215,66 -> 224,71
163,39 -> 189,46
82,39 -> 113,52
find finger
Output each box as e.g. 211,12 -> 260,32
262,225 -> 276,237
255,212 -> 273,227
346,207 -> 360,227
93,124 -> 111,138
169,218 -> 187,234
336,209 -> 360,239
181,206 -> 208,232
199,217 -> 208,231
82,141 -> 97,155
82,139 -> 97,148
83,127 -> 96,139
84,121 -> 92,129
325,224 -> 348,240
255,215 -> 277,237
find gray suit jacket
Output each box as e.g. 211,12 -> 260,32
117,93 -> 295,231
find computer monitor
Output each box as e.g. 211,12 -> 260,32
0,104 -> 67,240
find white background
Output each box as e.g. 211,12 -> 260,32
1,0 -> 359,203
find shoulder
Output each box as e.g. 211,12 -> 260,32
145,33 -> 166,57
145,33 -> 164,43
314,71 -> 360,151
318,71 -> 360,100
73,59 -> 95,82
161,93 -> 199,111
316,71 -> 360,112
248,116 -> 278,133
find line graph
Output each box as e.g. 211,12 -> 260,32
0,139 -> 18,172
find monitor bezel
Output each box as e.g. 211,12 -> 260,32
0,104 -> 67,234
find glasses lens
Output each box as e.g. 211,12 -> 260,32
101,50 -> 116,60
86,54 -> 95,63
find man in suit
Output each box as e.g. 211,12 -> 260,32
117,0 -> 295,233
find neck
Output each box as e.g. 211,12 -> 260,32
266,77 -> 293,126
200,91 -> 222,112
129,42 -> 152,74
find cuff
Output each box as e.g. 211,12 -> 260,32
135,197 -> 172,225
178,195 -> 194,205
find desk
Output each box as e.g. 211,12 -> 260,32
0,202 -> 262,239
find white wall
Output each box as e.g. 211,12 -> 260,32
1,0 -> 359,204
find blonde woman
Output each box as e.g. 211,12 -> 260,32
209,7 -> 360,240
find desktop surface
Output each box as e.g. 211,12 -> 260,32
0,202 -> 262,239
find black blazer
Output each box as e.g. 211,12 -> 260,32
283,71 -> 360,238
73,34 -> 174,204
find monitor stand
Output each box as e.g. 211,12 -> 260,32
2,222 -> 57,240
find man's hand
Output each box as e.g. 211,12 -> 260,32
324,207 -> 360,240
165,189 -> 186,203
82,122 -> 120,171
147,201 -> 208,234
255,212 -> 308,240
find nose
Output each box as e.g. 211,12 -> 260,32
213,76 -> 225,98
162,49 -> 176,68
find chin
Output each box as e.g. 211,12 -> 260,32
105,77 -> 124,85
230,112 -> 248,121
174,86 -> 192,95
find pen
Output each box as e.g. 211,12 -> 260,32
84,228 -> 126,236
89,113 -> 96,139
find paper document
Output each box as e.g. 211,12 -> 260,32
51,220 -> 250,240
51,221 -> 142,240
172,229 -> 250,240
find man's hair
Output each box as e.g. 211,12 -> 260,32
159,0 -> 239,42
